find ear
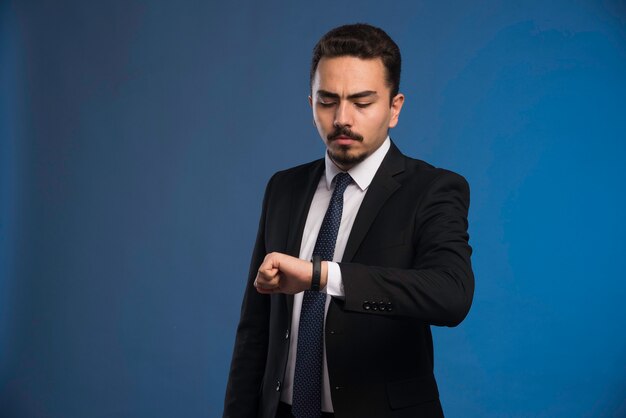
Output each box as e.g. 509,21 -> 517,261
388,93 -> 405,129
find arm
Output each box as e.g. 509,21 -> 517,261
253,171 -> 474,327
223,176 -> 274,417
340,171 -> 474,326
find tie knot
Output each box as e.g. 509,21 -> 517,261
334,172 -> 352,194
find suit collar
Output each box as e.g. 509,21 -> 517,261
285,138 -> 402,258
284,140 -> 406,263
284,140 -> 405,312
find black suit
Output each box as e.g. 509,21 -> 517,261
224,142 -> 474,417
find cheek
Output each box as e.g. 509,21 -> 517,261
313,111 -> 330,127
361,114 -> 389,136
316,118 -> 330,134
377,113 -> 393,131
314,116 -> 332,139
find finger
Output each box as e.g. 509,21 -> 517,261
256,265 -> 282,283
255,286 -> 276,294
258,280 -> 280,290
265,275 -> 281,287
254,273 -> 277,288
256,273 -> 283,293
257,271 -> 278,285
255,272 -> 276,288
255,283 -> 280,294
257,263 -> 279,280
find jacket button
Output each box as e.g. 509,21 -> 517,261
363,301 -> 370,310
285,329 -> 290,339
275,380 -> 281,391
378,301 -> 386,311
387,302 -> 393,312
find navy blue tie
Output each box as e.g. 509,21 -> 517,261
292,172 -> 352,418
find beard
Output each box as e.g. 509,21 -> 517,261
328,146 -> 368,168
326,126 -> 366,168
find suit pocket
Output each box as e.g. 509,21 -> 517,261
386,374 -> 439,409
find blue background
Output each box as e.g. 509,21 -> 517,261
1,0 -> 625,417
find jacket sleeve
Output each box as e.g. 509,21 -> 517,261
223,175 -> 275,417
339,171 -> 474,327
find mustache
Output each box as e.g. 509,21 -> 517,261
327,126 -> 364,142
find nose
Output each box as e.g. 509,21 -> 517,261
334,102 -> 353,128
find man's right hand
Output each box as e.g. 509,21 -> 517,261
254,252 -> 328,295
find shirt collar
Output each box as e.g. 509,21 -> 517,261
324,136 -> 391,191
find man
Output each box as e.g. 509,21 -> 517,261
224,23 -> 474,418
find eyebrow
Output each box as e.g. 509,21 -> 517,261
317,90 -> 378,100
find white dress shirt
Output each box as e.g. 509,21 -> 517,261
280,137 -> 391,412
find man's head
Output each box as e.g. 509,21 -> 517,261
309,23 -> 405,171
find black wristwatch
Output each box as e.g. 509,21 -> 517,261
311,255 -> 322,291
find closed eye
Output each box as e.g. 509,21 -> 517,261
355,103 -> 372,108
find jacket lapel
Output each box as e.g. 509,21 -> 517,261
284,159 -> 325,314
285,160 -> 325,256
342,142 -> 406,262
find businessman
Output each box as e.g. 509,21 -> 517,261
224,23 -> 474,418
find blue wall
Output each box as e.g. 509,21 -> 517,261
1,1 -> 625,417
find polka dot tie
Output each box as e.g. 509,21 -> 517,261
292,172 -> 352,418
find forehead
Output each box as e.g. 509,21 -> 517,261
312,56 -> 388,94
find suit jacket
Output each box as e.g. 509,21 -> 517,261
224,142 -> 474,418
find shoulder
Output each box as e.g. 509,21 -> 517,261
392,148 -> 469,193
272,158 -> 323,179
391,152 -> 471,217
266,158 -> 324,187
256,159 -> 324,207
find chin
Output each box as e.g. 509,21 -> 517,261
329,148 -> 368,169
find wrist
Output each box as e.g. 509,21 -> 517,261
320,261 -> 328,290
